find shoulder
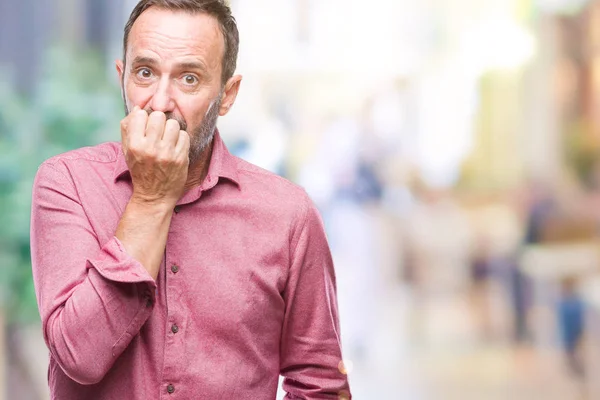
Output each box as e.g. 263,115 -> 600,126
232,156 -> 323,232
234,156 -> 311,208
34,142 -> 122,191
41,142 -> 121,170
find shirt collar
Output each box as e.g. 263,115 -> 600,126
113,129 -> 240,187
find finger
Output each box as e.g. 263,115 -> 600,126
120,105 -> 140,143
127,107 -> 148,148
161,119 -> 181,147
145,111 -> 167,144
174,130 -> 190,162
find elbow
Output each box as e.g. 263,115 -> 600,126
51,349 -> 111,385
46,328 -> 112,385
64,364 -> 109,386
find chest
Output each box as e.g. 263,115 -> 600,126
80,180 -> 292,329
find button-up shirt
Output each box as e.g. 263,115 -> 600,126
30,131 -> 351,399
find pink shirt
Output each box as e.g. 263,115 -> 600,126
30,131 -> 351,399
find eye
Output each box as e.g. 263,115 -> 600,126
136,68 -> 153,79
182,74 -> 199,86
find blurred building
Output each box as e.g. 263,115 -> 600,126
0,0 -> 130,95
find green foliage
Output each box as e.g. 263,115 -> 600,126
0,45 -> 123,323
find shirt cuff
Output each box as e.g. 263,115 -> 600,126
86,236 -> 156,287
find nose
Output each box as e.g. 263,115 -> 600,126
148,76 -> 175,113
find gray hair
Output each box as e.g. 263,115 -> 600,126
123,0 -> 239,85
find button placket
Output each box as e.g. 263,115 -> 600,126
163,233 -> 184,396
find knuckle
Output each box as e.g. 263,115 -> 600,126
135,142 -> 155,159
150,111 -> 166,122
155,143 -> 170,157
128,142 -> 142,155
145,147 -> 158,158
175,157 -> 187,168
155,154 -> 170,165
133,110 -> 148,124
179,130 -> 190,141
165,119 -> 180,131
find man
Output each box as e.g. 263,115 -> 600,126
30,1 -> 351,399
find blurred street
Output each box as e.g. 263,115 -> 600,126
346,286 -> 583,399
5,0 -> 600,399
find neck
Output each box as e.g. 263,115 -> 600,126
183,141 -> 214,193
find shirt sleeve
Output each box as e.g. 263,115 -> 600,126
280,193 -> 352,399
30,161 -> 156,385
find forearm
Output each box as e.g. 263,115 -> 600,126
115,198 -> 174,280
46,201 -> 173,383
46,266 -> 153,385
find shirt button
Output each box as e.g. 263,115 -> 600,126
174,206 -> 181,214
171,265 -> 179,274
167,384 -> 175,394
171,324 -> 179,334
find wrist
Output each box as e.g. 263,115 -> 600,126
129,193 -> 177,212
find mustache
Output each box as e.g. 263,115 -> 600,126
122,91 -> 223,134
143,109 -> 188,132
123,104 -> 188,131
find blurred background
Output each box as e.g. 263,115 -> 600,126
5,0 -> 600,398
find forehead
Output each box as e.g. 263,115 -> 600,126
127,7 -> 224,71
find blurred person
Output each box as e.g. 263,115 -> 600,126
512,180 -> 556,343
467,202 -> 523,343
328,155 -> 384,365
403,186 -> 473,295
557,277 -> 585,378
29,1 -> 350,399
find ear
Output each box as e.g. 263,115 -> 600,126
116,59 -> 125,84
219,74 -> 242,116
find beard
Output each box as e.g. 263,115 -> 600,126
123,91 -> 222,167
186,95 -> 222,166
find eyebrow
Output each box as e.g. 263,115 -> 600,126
130,56 -> 159,68
130,57 -> 208,74
175,62 -> 209,74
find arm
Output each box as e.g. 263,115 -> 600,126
31,162 -> 157,385
280,194 -> 351,399
31,109 -> 189,384
116,108 -> 190,280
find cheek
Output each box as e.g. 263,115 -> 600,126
178,102 -> 205,126
123,78 -> 155,107
125,86 -> 149,106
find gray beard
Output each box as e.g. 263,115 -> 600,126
188,95 -> 221,166
123,93 -> 222,167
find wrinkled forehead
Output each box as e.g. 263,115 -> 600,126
127,7 -> 224,73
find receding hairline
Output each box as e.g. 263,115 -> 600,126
123,5 -> 227,84
124,7 -> 226,59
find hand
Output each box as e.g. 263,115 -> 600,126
120,106 -> 190,207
